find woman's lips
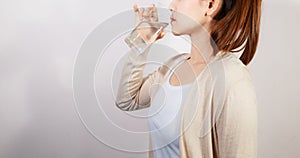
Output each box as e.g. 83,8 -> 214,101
170,17 -> 176,23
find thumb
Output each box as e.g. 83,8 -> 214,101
158,30 -> 165,39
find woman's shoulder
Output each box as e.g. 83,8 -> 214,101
212,53 -> 254,88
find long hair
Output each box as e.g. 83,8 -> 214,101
211,0 -> 262,65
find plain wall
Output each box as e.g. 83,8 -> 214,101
0,0 -> 299,157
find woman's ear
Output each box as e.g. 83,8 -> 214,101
205,0 -> 222,17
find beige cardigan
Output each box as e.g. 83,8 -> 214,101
115,46 -> 258,158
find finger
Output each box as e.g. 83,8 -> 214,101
133,3 -> 140,23
150,5 -> 158,22
139,7 -> 145,21
143,7 -> 152,21
158,30 -> 165,38
155,32 -> 165,41
133,3 -> 138,12
143,7 -> 150,17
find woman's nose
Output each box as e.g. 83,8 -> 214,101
168,1 -> 175,12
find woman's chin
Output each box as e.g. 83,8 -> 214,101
171,28 -> 186,36
170,27 -> 181,36
171,31 -> 181,36
171,24 -> 188,36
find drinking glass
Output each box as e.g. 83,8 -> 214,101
124,0 -> 169,53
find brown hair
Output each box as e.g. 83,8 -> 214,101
211,0 -> 262,65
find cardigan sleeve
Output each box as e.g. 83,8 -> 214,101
216,77 -> 258,158
114,46 -> 163,111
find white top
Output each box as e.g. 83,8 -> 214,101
147,60 -> 192,158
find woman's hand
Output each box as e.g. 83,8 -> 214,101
133,3 -> 165,41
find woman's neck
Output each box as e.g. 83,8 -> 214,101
188,27 -> 216,65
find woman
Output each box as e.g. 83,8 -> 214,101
115,0 -> 261,157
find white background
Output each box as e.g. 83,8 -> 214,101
0,0 -> 299,157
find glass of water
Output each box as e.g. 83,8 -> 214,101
124,0 -> 169,53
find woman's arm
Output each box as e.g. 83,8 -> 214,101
115,46 -> 162,111
114,46 -> 186,111
114,3 -> 170,111
216,77 -> 258,157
